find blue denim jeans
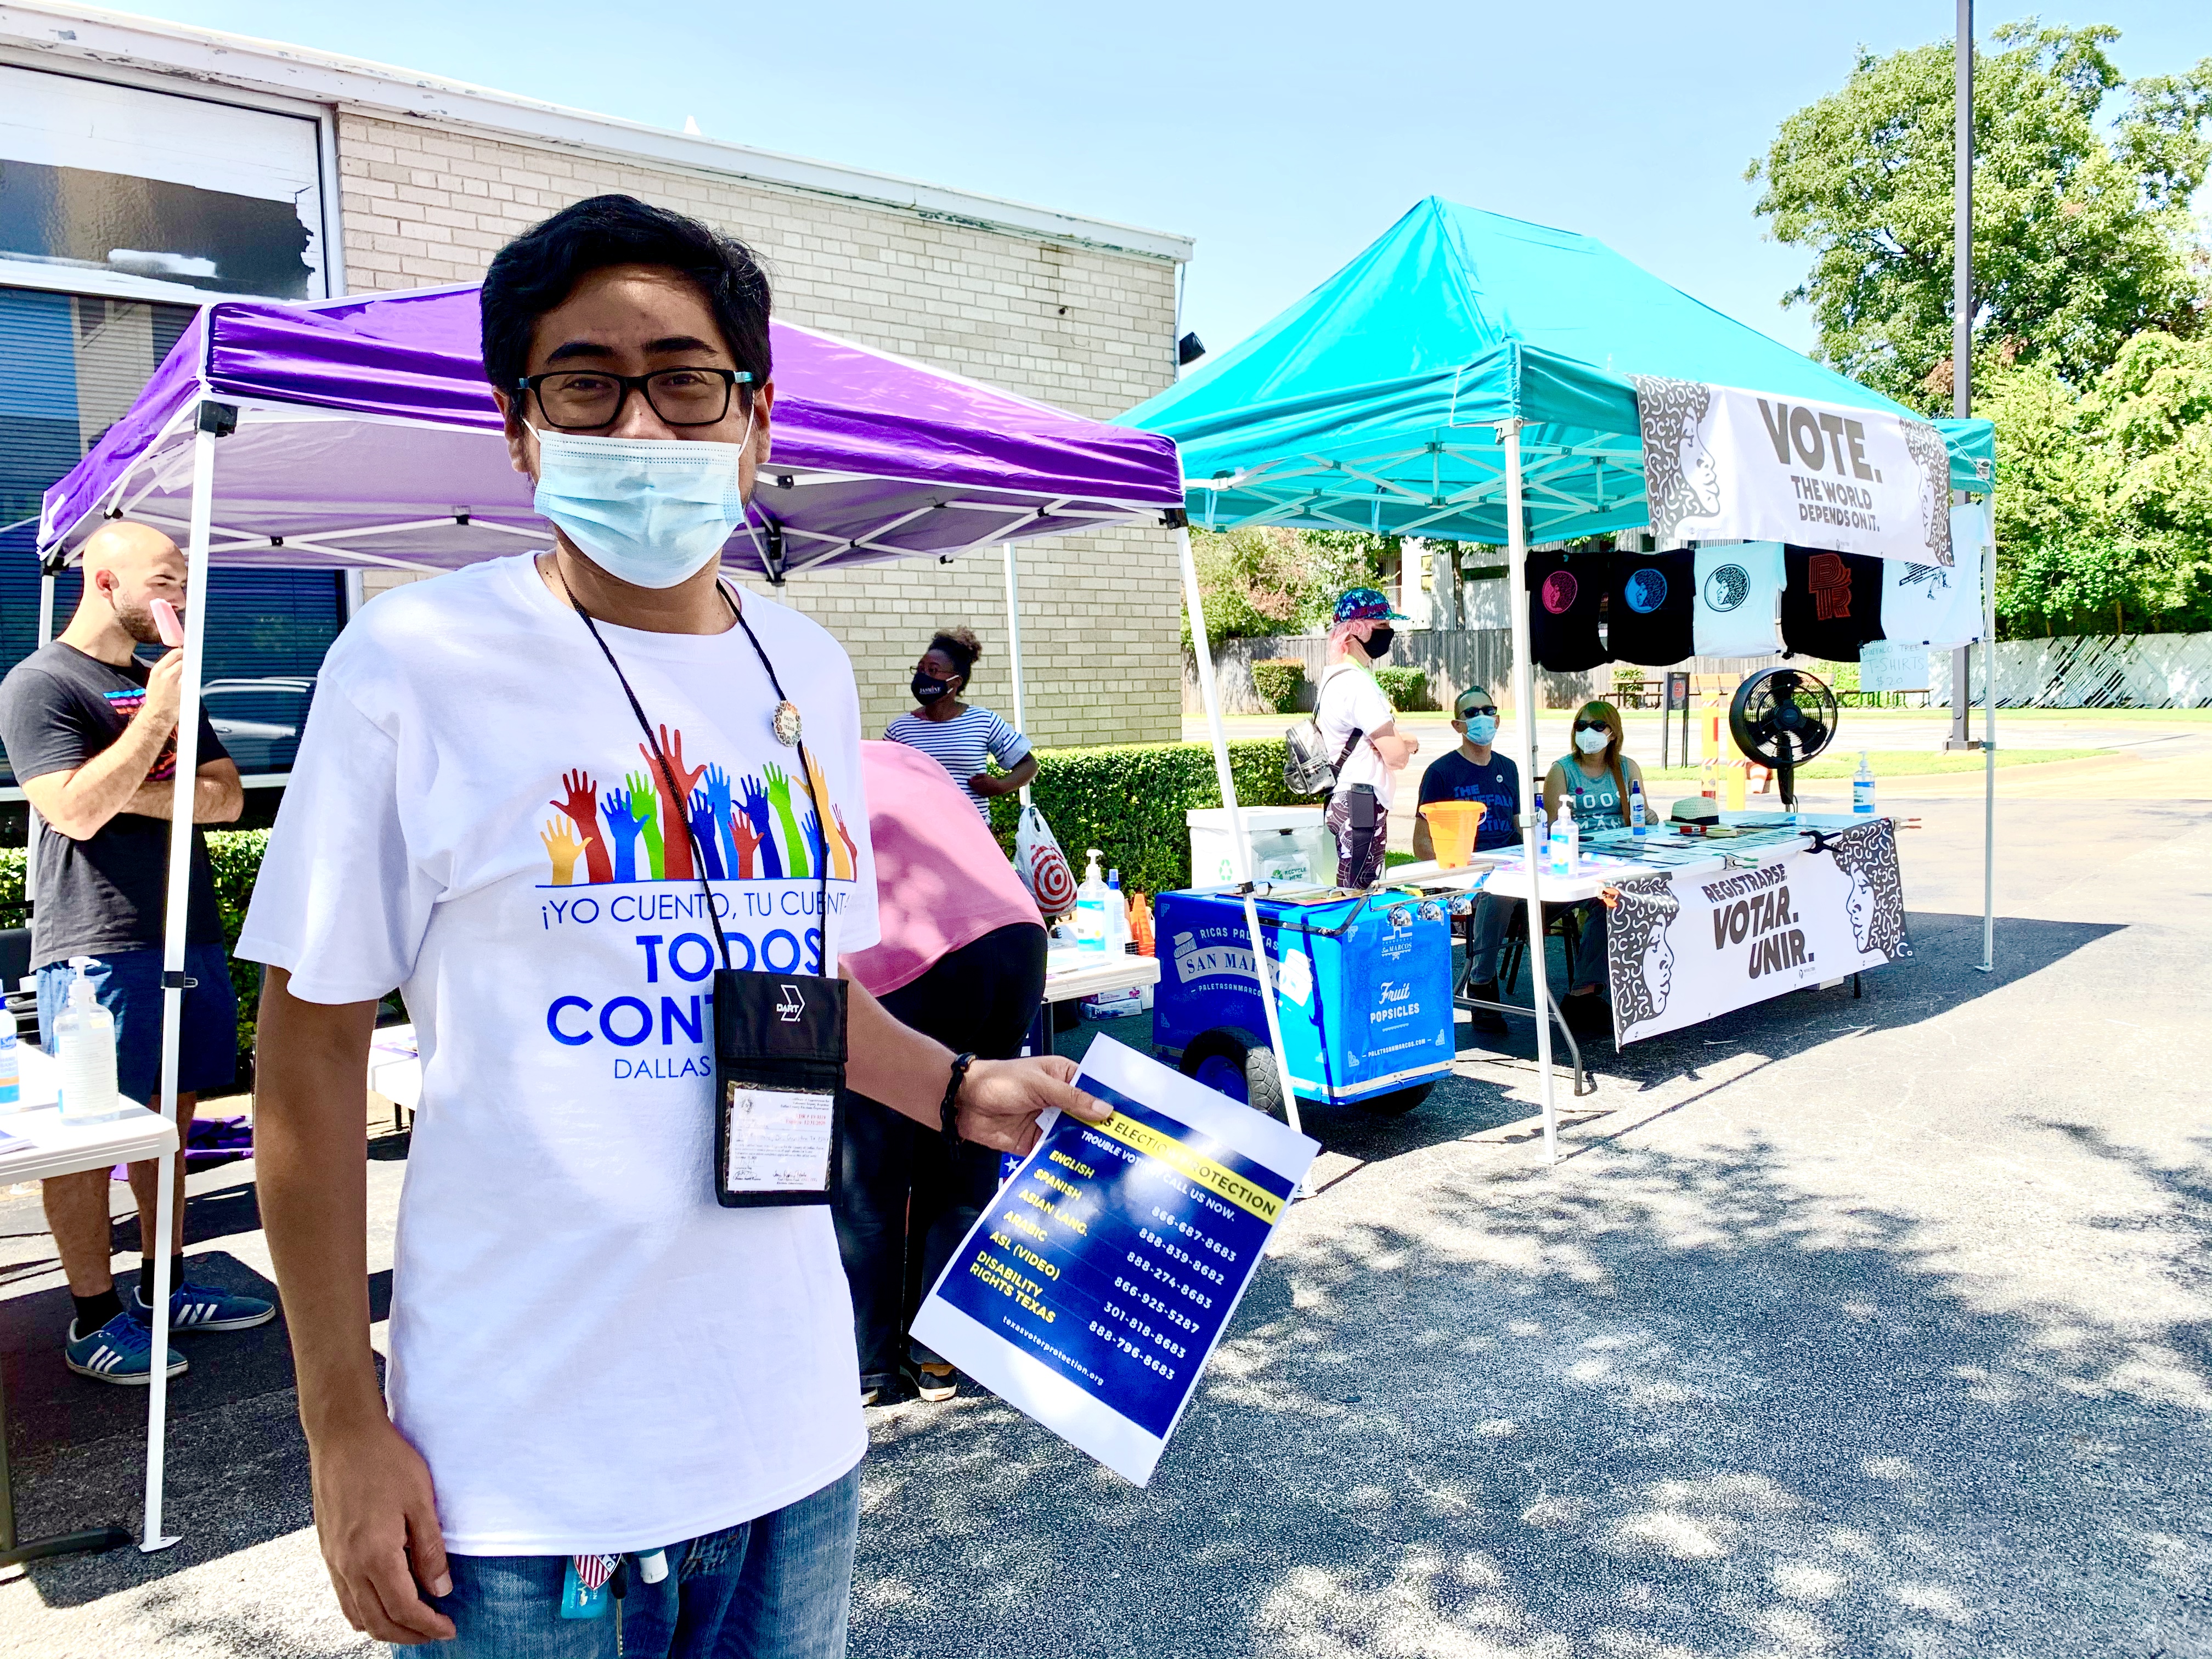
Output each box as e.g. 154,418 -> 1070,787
418,1463 -> 861,1658
1468,894 -> 1610,994
35,942 -> 237,1105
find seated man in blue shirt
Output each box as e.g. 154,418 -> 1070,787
1412,684 -> 1521,1034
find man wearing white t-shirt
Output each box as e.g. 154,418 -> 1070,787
1313,587 -> 1419,888
241,195 -> 1105,1657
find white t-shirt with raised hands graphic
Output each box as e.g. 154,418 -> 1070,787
239,552 -> 878,1557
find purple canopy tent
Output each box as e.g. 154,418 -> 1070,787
35,283 -> 1210,1552
38,284 -> 1181,574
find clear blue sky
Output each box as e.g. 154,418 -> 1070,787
120,0 -> 2207,374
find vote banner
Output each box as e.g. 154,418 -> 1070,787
1604,819 -> 1912,1047
1633,376 -> 1953,567
910,1035 -> 1319,1486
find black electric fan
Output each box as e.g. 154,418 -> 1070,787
1728,668 -> 1838,809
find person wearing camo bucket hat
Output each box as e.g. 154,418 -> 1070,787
1313,586 -> 1418,889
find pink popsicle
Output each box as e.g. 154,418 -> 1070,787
151,598 -> 183,647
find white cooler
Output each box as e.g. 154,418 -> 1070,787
1185,805 -> 1333,887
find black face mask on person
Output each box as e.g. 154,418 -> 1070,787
1364,627 -> 1395,660
911,672 -> 956,705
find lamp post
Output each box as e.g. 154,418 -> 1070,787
1946,0 -> 1977,752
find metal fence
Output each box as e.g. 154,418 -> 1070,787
1929,631 -> 2212,708
1187,629 -> 2212,715
1183,632 -> 1805,715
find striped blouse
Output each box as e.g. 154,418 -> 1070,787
882,704 -> 1031,818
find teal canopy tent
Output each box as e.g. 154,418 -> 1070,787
1121,195 -> 1992,544
1121,198 -> 1999,1162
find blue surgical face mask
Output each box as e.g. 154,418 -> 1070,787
531,410 -> 754,589
1463,714 -> 1498,746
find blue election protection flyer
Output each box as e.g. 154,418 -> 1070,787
909,1035 -> 1321,1486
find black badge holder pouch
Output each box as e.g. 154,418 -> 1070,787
568,579 -> 847,1207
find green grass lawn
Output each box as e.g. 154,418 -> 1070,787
1646,748 -> 2100,781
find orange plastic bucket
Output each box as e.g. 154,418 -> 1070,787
1419,800 -> 1485,868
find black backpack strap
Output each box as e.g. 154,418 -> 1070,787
1317,665 -> 1364,778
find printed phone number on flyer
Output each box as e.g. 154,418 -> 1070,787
1147,1205 -> 1240,1264
1136,1228 -> 1228,1285
1124,1249 -> 1217,1310
1107,1279 -> 1203,1335
1088,1318 -> 1184,1377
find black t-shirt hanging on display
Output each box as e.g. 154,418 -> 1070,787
1604,549 -> 1694,666
1781,546 -> 1885,662
1525,551 -> 1610,672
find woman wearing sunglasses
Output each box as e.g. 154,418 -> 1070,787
1540,699 -> 1646,1031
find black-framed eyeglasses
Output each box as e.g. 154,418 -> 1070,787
1573,719 -> 1611,732
517,366 -> 753,431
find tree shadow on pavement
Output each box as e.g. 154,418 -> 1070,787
850,1135 -> 2212,1658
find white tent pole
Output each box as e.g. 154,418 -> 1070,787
1173,524 -> 1304,1153
1499,420 -> 1559,1164
26,571 -> 56,902
1978,507 -> 1996,972
1001,542 -> 1032,808
142,405 -> 221,1554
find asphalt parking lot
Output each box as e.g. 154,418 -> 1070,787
4,736 -> 2209,1657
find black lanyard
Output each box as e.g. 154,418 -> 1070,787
562,575 -> 833,977
561,569 -> 848,1207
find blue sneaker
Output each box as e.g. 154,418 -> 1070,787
66,1310 -> 187,1386
134,1280 -> 277,1334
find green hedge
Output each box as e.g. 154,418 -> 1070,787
1372,667 -> 1431,712
0,830 -> 268,1060
1,742 -> 1327,1059
990,738 -> 1321,896
1249,658 -> 1307,714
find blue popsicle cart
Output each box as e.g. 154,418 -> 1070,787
1150,885 -> 1456,1119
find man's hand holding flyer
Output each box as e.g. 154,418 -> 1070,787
912,1036 -> 1321,1485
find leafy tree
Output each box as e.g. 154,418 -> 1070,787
1183,527 -> 1396,647
1982,329 -> 2212,634
1750,22 -> 2212,409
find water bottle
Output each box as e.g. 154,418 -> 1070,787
1561,803 -> 1581,871
54,958 -> 121,1124
0,1008 -> 19,1111
1074,850 -> 1109,952
1547,806 -> 1570,876
1106,870 -> 1132,952
1852,752 -> 1877,816
1629,780 -> 1647,838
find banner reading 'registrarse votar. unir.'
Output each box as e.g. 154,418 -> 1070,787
1604,820 -> 1913,1047
1632,376 -> 1953,566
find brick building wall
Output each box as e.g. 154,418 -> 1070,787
337,113 -> 1182,748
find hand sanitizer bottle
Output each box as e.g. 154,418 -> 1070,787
1547,806 -> 1570,877
1852,752 -> 1877,816
0,1008 -> 19,1111
1106,870 -> 1132,952
1629,780 -> 1647,838
55,958 -> 121,1123
1561,803 -> 1581,870
1074,850 -> 1109,952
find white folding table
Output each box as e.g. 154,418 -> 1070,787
0,1047 -> 179,1567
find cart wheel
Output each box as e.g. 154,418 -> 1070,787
1352,1081 -> 1431,1117
1178,1030 -> 1286,1123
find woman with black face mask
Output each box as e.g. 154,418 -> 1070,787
883,625 -> 1038,819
